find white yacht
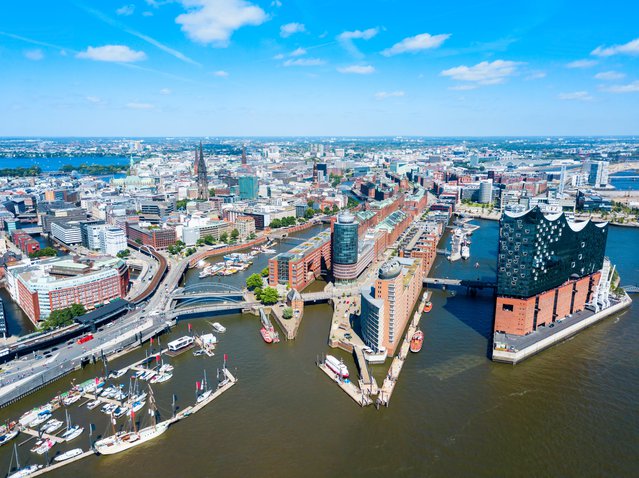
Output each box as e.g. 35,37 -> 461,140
210,322 -> 226,333
53,448 -> 83,462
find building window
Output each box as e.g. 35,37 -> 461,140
502,304 -> 514,312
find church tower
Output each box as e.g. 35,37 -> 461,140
196,141 -> 209,200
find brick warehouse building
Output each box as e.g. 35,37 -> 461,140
494,207 -> 608,336
268,230 -> 332,290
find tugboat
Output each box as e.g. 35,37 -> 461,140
410,330 -> 424,353
423,301 -> 433,313
260,327 -> 273,343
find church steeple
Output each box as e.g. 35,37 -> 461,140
196,140 -> 209,201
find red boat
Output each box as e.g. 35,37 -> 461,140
260,327 -> 273,344
423,301 -> 432,313
410,330 -> 424,353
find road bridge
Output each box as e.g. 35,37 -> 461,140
424,277 -> 497,290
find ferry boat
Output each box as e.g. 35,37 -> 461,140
410,330 -> 424,353
423,301 -> 433,313
210,322 -> 226,333
53,448 -> 83,462
448,229 -> 464,262
325,355 -> 349,378
167,336 -> 195,352
260,327 -> 273,343
461,238 -> 470,260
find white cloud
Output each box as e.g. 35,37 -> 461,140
290,47 -> 306,57
381,32 -> 450,56
441,60 -> 521,85
160,88 -> 172,95
374,91 -> 405,99
271,0 -> 282,6
76,45 -> 147,62
85,96 -> 103,104
602,81 -> 639,93
273,53 -> 285,60
337,64 -> 375,74
142,11 -> 154,17
176,0 -> 267,47
594,70 -> 626,81
24,49 -> 44,61
338,28 -> 379,41
283,58 -> 324,67
448,84 -> 478,91
592,38 -> 639,57
126,102 -> 155,109
558,91 -> 592,101
280,22 -> 305,38
116,4 -> 135,16
566,59 -> 597,68
212,70 -> 229,77
526,71 -> 547,80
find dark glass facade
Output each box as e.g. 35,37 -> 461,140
333,213 -> 359,265
497,207 -> 608,298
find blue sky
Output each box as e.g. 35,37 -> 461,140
1,0 -> 638,136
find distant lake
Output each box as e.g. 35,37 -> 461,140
610,170 -> 639,191
0,156 -> 127,172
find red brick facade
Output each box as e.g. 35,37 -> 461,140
494,272 -> 599,336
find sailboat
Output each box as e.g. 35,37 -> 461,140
196,370 -> 212,403
93,385 -> 169,455
60,410 -> 84,442
7,443 -> 42,478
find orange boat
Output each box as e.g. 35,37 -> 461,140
423,301 -> 432,313
410,330 -> 424,353
260,327 -> 273,344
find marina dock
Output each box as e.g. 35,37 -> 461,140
29,450 -> 94,477
19,427 -> 66,444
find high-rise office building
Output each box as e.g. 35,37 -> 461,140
494,206 -> 608,336
360,257 -> 423,355
587,161 -> 609,188
239,176 -> 259,200
241,145 -> 247,166
332,212 -> 359,265
478,179 -> 493,204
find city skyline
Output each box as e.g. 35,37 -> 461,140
1,0 -> 638,137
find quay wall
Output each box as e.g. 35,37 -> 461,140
492,296 -> 632,364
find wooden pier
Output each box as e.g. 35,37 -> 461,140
376,291 -> 430,407
19,427 -> 66,444
28,450 -> 94,477
317,362 -> 373,407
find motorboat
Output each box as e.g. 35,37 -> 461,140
41,419 -> 63,434
63,394 -> 82,406
29,411 -> 52,427
150,373 -> 172,384
0,430 -> 19,446
86,400 -> 101,410
423,301 -> 433,313
128,401 -> 146,414
210,322 -> 226,333
260,327 -> 273,344
108,369 -> 128,379
53,448 -> 83,462
8,464 -> 42,478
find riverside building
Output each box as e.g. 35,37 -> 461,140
360,257 -> 424,356
7,256 -> 129,324
493,206 -> 608,337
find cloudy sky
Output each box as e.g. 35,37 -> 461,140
1,0 -> 638,136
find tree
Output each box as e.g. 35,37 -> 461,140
176,199 -> 188,210
41,303 -> 86,331
253,286 -> 263,300
134,238 -> 143,245
116,249 -> 130,259
203,234 -> 215,245
230,229 -> 240,242
29,247 -> 57,259
305,208 -> 315,219
246,273 -> 263,290
259,287 -> 279,305
248,232 -> 257,240
261,267 -> 269,277
220,232 -> 229,244
283,307 -> 293,319
347,197 -> 358,209
209,188 -> 216,197
323,207 -> 330,215
332,205 -> 339,214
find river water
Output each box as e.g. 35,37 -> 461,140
1,220 -> 637,477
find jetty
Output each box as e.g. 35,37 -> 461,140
317,359 -> 373,407
377,291 -> 430,407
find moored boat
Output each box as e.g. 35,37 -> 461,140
410,330 -> 424,353
423,301 -> 432,313
53,448 -> 83,462
86,400 -> 101,410
0,430 -> 19,446
324,355 -> 349,378
210,322 -> 226,333
260,327 -> 273,343
8,464 -> 42,478
61,425 -> 84,441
